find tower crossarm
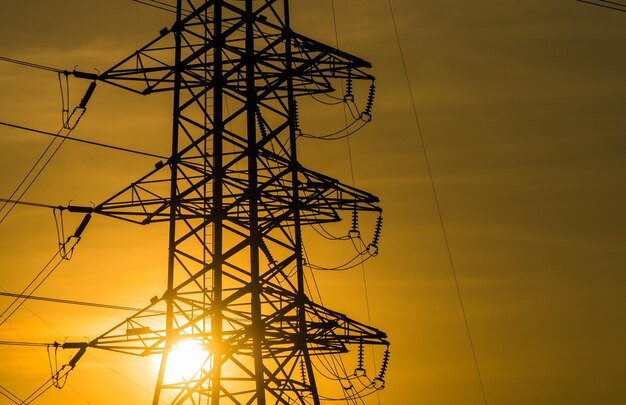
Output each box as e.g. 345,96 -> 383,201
88,4 -> 373,96
85,155 -> 379,226
83,287 -> 388,357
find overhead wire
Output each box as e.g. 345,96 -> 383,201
0,206 -> 91,325
575,0 -> 626,12
0,289 -> 93,404
0,286 -> 155,403
1,12 -> 164,403
0,340 -> 52,347
130,0 -> 193,15
0,385 -> 21,404
131,0 -> 178,14
385,1 -> 488,404
0,291 -> 164,314
0,55 -> 66,73
0,125 -> 70,224
0,248 -> 68,326
0,198 -> 59,210
0,74 -> 96,224
0,121 -> 167,159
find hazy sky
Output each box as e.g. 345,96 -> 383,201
0,1 -> 625,404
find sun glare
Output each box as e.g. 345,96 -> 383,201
153,339 -> 208,382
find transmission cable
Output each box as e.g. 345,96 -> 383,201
0,56 -> 66,73
0,198 -> 59,210
0,121 -> 166,159
576,0 -> 626,12
0,385 -> 21,404
0,248 -> 67,326
0,126 -> 69,224
0,340 -> 52,347
0,299 -> 92,404
386,1 -> 488,403
0,291 -> 164,314
0,207 -> 91,325
130,0 -> 192,15
0,287 -> 157,403
0,80 -> 95,224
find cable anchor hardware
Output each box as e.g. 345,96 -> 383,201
373,345 -> 390,389
63,81 -> 97,130
367,214 -> 383,256
360,80 -> 376,122
344,69 -> 354,102
349,206 -> 360,239
354,338 -> 366,376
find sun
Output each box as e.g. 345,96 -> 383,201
153,339 -> 208,382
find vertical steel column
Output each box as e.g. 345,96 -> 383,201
153,1 -> 183,403
245,1 -> 267,403
211,1 -> 224,403
284,1 -> 320,403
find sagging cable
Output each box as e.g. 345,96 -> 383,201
0,213 -> 91,325
22,342 -> 88,404
54,209 -> 92,260
0,79 -> 96,225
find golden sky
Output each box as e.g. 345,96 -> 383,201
0,1 -> 625,404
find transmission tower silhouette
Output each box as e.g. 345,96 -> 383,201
6,1 -> 391,403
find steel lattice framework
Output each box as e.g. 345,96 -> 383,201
59,1 -> 389,403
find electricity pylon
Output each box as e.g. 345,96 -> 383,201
63,1 -> 390,403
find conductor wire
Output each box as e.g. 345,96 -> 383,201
0,244 -> 75,326
0,126 -> 69,224
0,121 -> 167,159
0,56 -> 65,73
386,1 -> 488,403
0,74 -> 99,223
0,385 -> 21,404
576,0 -> 626,12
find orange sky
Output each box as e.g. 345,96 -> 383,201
1,1 -> 625,404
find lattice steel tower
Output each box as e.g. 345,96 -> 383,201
58,1 -> 390,403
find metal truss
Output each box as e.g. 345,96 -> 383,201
62,1 -> 390,403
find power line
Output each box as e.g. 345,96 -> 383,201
0,291 -> 164,314
130,0 -> 191,15
0,249 -> 66,326
0,76 -> 99,224
576,0 -> 626,12
0,55 -> 66,74
600,0 -> 626,6
0,287 -> 158,403
0,126 -> 69,224
0,340 -> 52,347
0,121 -> 167,159
0,385 -> 22,405
131,0 -> 176,14
385,1 -> 489,404
0,198 -> 59,210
